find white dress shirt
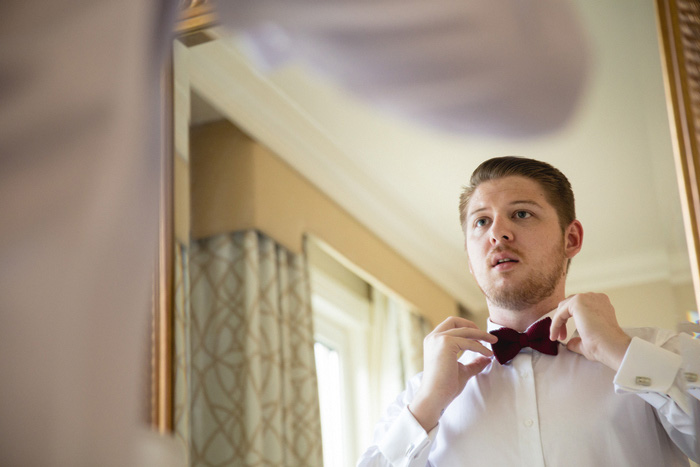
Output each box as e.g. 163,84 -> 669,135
357,312 -> 700,466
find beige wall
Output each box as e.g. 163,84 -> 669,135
600,279 -> 695,331
187,120 -> 458,326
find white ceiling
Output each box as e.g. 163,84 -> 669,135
186,0 -> 693,313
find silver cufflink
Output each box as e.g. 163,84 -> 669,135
685,372 -> 698,383
635,376 -> 652,386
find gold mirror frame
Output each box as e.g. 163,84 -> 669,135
151,0 -> 700,432
656,0 -> 700,312
150,0 -> 217,433
150,61 -> 173,432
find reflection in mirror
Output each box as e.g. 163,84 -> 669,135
161,1 -> 700,465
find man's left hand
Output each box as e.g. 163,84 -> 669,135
549,293 -> 632,371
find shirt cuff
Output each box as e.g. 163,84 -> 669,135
614,336 -> 682,394
614,336 -> 686,411
378,407 -> 437,466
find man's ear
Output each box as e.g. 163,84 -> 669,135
564,220 -> 583,259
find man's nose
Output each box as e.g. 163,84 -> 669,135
490,218 -> 513,244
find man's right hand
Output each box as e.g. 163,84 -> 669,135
408,316 -> 497,432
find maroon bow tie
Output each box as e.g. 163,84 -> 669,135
489,317 -> 559,365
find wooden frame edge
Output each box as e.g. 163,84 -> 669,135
175,1 -> 218,35
151,53 -> 175,433
151,0 -> 219,434
655,0 -> 700,312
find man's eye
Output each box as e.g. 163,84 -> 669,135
475,218 -> 488,227
515,211 -> 531,219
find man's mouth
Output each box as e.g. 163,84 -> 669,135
491,254 -> 520,267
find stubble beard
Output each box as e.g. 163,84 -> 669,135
477,242 -> 567,311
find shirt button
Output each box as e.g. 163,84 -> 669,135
524,419 -> 534,427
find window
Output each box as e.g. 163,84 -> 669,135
312,289 -> 371,467
314,341 -> 344,466
307,238 -> 426,466
308,242 -> 372,467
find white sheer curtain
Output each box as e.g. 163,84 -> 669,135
368,288 -> 432,424
174,230 -> 323,466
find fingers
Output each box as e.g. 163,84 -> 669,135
426,317 -> 497,359
439,326 -> 498,344
429,333 -> 494,358
432,316 -> 480,333
566,337 -> 583,355
456,337 -> 494,358
549,312 -> 568,341
550,296 -> 574,341
460,356 -> 491,379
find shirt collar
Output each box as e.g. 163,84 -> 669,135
486,309 -> 577,344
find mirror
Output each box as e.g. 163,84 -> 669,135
156,0 -> 700,463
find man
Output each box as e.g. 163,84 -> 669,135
358,156 -> 699,466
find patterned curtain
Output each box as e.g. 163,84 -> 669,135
173,241 -> 191,462
173,230 -> 323,466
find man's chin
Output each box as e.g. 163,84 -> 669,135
484,281 -> 549,309
486,293 -> 535,310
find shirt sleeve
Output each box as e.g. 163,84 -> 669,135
613,330 -> 699,461
680,335 -> 700,402
357,374 -> 438,467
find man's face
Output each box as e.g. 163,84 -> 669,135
464,176 -> 573,310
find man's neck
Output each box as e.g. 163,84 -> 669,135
487,295 -> 563,332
